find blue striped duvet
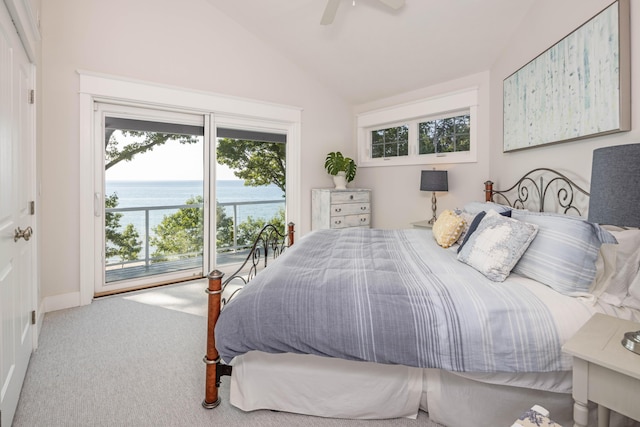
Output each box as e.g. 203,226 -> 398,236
215,228 -> 591,372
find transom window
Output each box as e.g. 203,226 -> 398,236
371,125 -> 408,158
357,88 -> 478,167
418,113 -> 470,155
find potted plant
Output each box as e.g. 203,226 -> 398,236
324,151 -> 357,189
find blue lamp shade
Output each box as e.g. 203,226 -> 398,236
588,143 -> 640,227
420,170 -> 448,192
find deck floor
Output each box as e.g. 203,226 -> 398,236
105,250 -> 252,283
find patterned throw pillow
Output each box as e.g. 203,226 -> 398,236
457,210 -> 539,282
432,210 -> 466,248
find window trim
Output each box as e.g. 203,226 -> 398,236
357,88 -> 478,167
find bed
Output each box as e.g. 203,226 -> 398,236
202,169 -> 640,426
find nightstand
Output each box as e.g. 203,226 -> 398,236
562,313 -> 640,427
411,220 -> 433,229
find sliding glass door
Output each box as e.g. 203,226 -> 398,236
214,128 -> 286,270
96,103 -> 208,295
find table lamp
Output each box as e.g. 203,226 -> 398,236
420,169 -> 448,224
588,143 -> 640,355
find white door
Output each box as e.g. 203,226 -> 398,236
0,2 -> 36,425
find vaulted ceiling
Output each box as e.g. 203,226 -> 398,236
205,0 -> 537,104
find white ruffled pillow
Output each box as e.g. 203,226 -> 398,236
590,226 -> 640,310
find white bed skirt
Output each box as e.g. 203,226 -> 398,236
230,351 -> 423,419
228,351 -> 580,425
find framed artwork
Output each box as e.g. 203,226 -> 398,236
503,0 -> 630,152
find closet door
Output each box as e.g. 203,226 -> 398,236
0,2 -> 36,425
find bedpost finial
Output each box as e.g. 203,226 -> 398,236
207,270 -> 224,280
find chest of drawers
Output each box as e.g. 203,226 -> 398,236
311,188 -> 371,230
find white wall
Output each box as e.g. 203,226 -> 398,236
39,0 -> 640,304
355,0 -> 640,229
489,0 -> 640,189
353,72 -> 492,229
39,0 -> 352,303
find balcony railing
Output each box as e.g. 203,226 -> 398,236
105,199 -> 285,282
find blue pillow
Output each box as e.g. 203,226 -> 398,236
457,211 -> 486,253
511,210 -> 617,295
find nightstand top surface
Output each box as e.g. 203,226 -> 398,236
411,220 -> 433,229
562,313 -> 640,380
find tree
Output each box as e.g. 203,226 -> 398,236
149,197 -> 284,262
150,196 -> 204,262
216,203 -> 235,253
236,208 -> 286,247
216,139 -> 286,193
105,193 -> 142,263
105,130 -> 200,171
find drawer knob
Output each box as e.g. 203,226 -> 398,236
360,218 -> 366,222
350,195 -> 354,200
335,208 -> 342,213
361,206 -> 367,211
334,220 -> 342,224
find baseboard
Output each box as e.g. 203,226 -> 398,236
43,291 -> 82,313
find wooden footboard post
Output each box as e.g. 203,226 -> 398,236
203,269 -> 224,409
287,222 -> 295,246
484,180 -> 494,202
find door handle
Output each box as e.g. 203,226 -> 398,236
14,226 -> 33,242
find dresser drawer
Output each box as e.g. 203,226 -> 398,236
330,214 -> 370,229
330,203 -> 370,216
331,191 -> 370,204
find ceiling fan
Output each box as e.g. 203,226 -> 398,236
320,0 -> 406,25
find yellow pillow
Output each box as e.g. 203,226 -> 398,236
432,210 -> 466,248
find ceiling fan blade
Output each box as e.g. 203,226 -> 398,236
321,0 -> 340,25
378,0 -> 405,10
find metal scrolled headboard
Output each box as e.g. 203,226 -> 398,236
484,168 -> 590,216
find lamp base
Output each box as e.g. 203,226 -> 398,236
429,192 -> 438,225
622,330 -> 640,355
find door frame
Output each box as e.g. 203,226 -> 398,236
78,71 -> 301,305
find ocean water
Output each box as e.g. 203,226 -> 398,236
105,180 -> 285,260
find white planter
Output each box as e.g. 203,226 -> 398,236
333,172 -> 347,189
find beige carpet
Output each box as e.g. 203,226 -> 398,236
13,281 -> 443,427
123,280 -> 209,317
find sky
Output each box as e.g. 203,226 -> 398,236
105,137 -> 239,181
